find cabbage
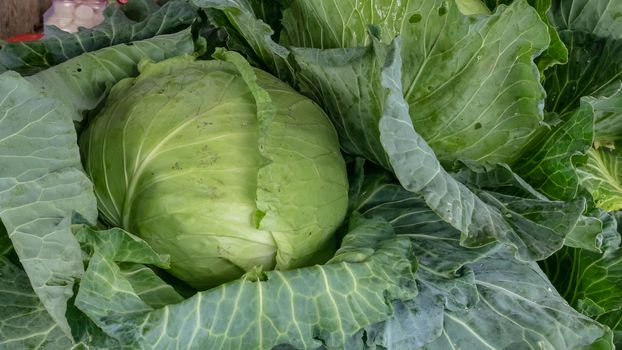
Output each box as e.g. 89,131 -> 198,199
80,55 -> 348,288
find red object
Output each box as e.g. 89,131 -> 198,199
117,0 -> 128,4
6,33 -> 44,43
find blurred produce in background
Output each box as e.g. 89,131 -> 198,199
0,0 -> 52,39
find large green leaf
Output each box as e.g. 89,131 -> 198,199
77,215 -> 417,349
378,38 -> 586,260
397,0 -> 548,165
201,0 -> 550,166
0,0 -> 198,75
0,257 -> 73,349
0,71 -> 95,338
424,249 -> 613,349
354,172 -> 611,348
0,30 -> 197,340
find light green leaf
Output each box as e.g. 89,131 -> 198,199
118,263 -> 185,309
0,72 -> 95,338
578,146 -> 622,211
0,257 -> 73,349
0,0 -> 198,75
378,38 -> 574,260
75,226 -> 170,267
74,227 -> 183,336
483,0 -> 568,71
89,215 -> 417,349
399,0 -> 548,165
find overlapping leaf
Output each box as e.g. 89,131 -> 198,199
74,227 -> 184,336
0,29 -> 197,340
0,72 -> 95,338
353,168 -> 611,348
79,216 -> 417,349
0,258 -> 73,349
424,250 -> 612,349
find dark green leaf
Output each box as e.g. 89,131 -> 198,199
0,257 -> 73,349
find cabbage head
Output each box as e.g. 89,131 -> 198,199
79,55 -> 349,289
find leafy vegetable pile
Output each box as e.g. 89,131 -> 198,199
1,0 -> 621,348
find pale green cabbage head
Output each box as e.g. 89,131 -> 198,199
80,55 -> 348,289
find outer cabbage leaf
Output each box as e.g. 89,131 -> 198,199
514,0 -> 622,205
352,168 -> 611,349
0,72 -> 95,339
378,38 -> 585,260
74,226 -> 184,335
0,257 -> 73,350
543,0 -> 622,145
423,249 -> 613,350
0,30 -> 197,340
0,0 -> 198,75
294,0 -> 549,166
76,215 -> 417,349
396,0 -> 548,165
